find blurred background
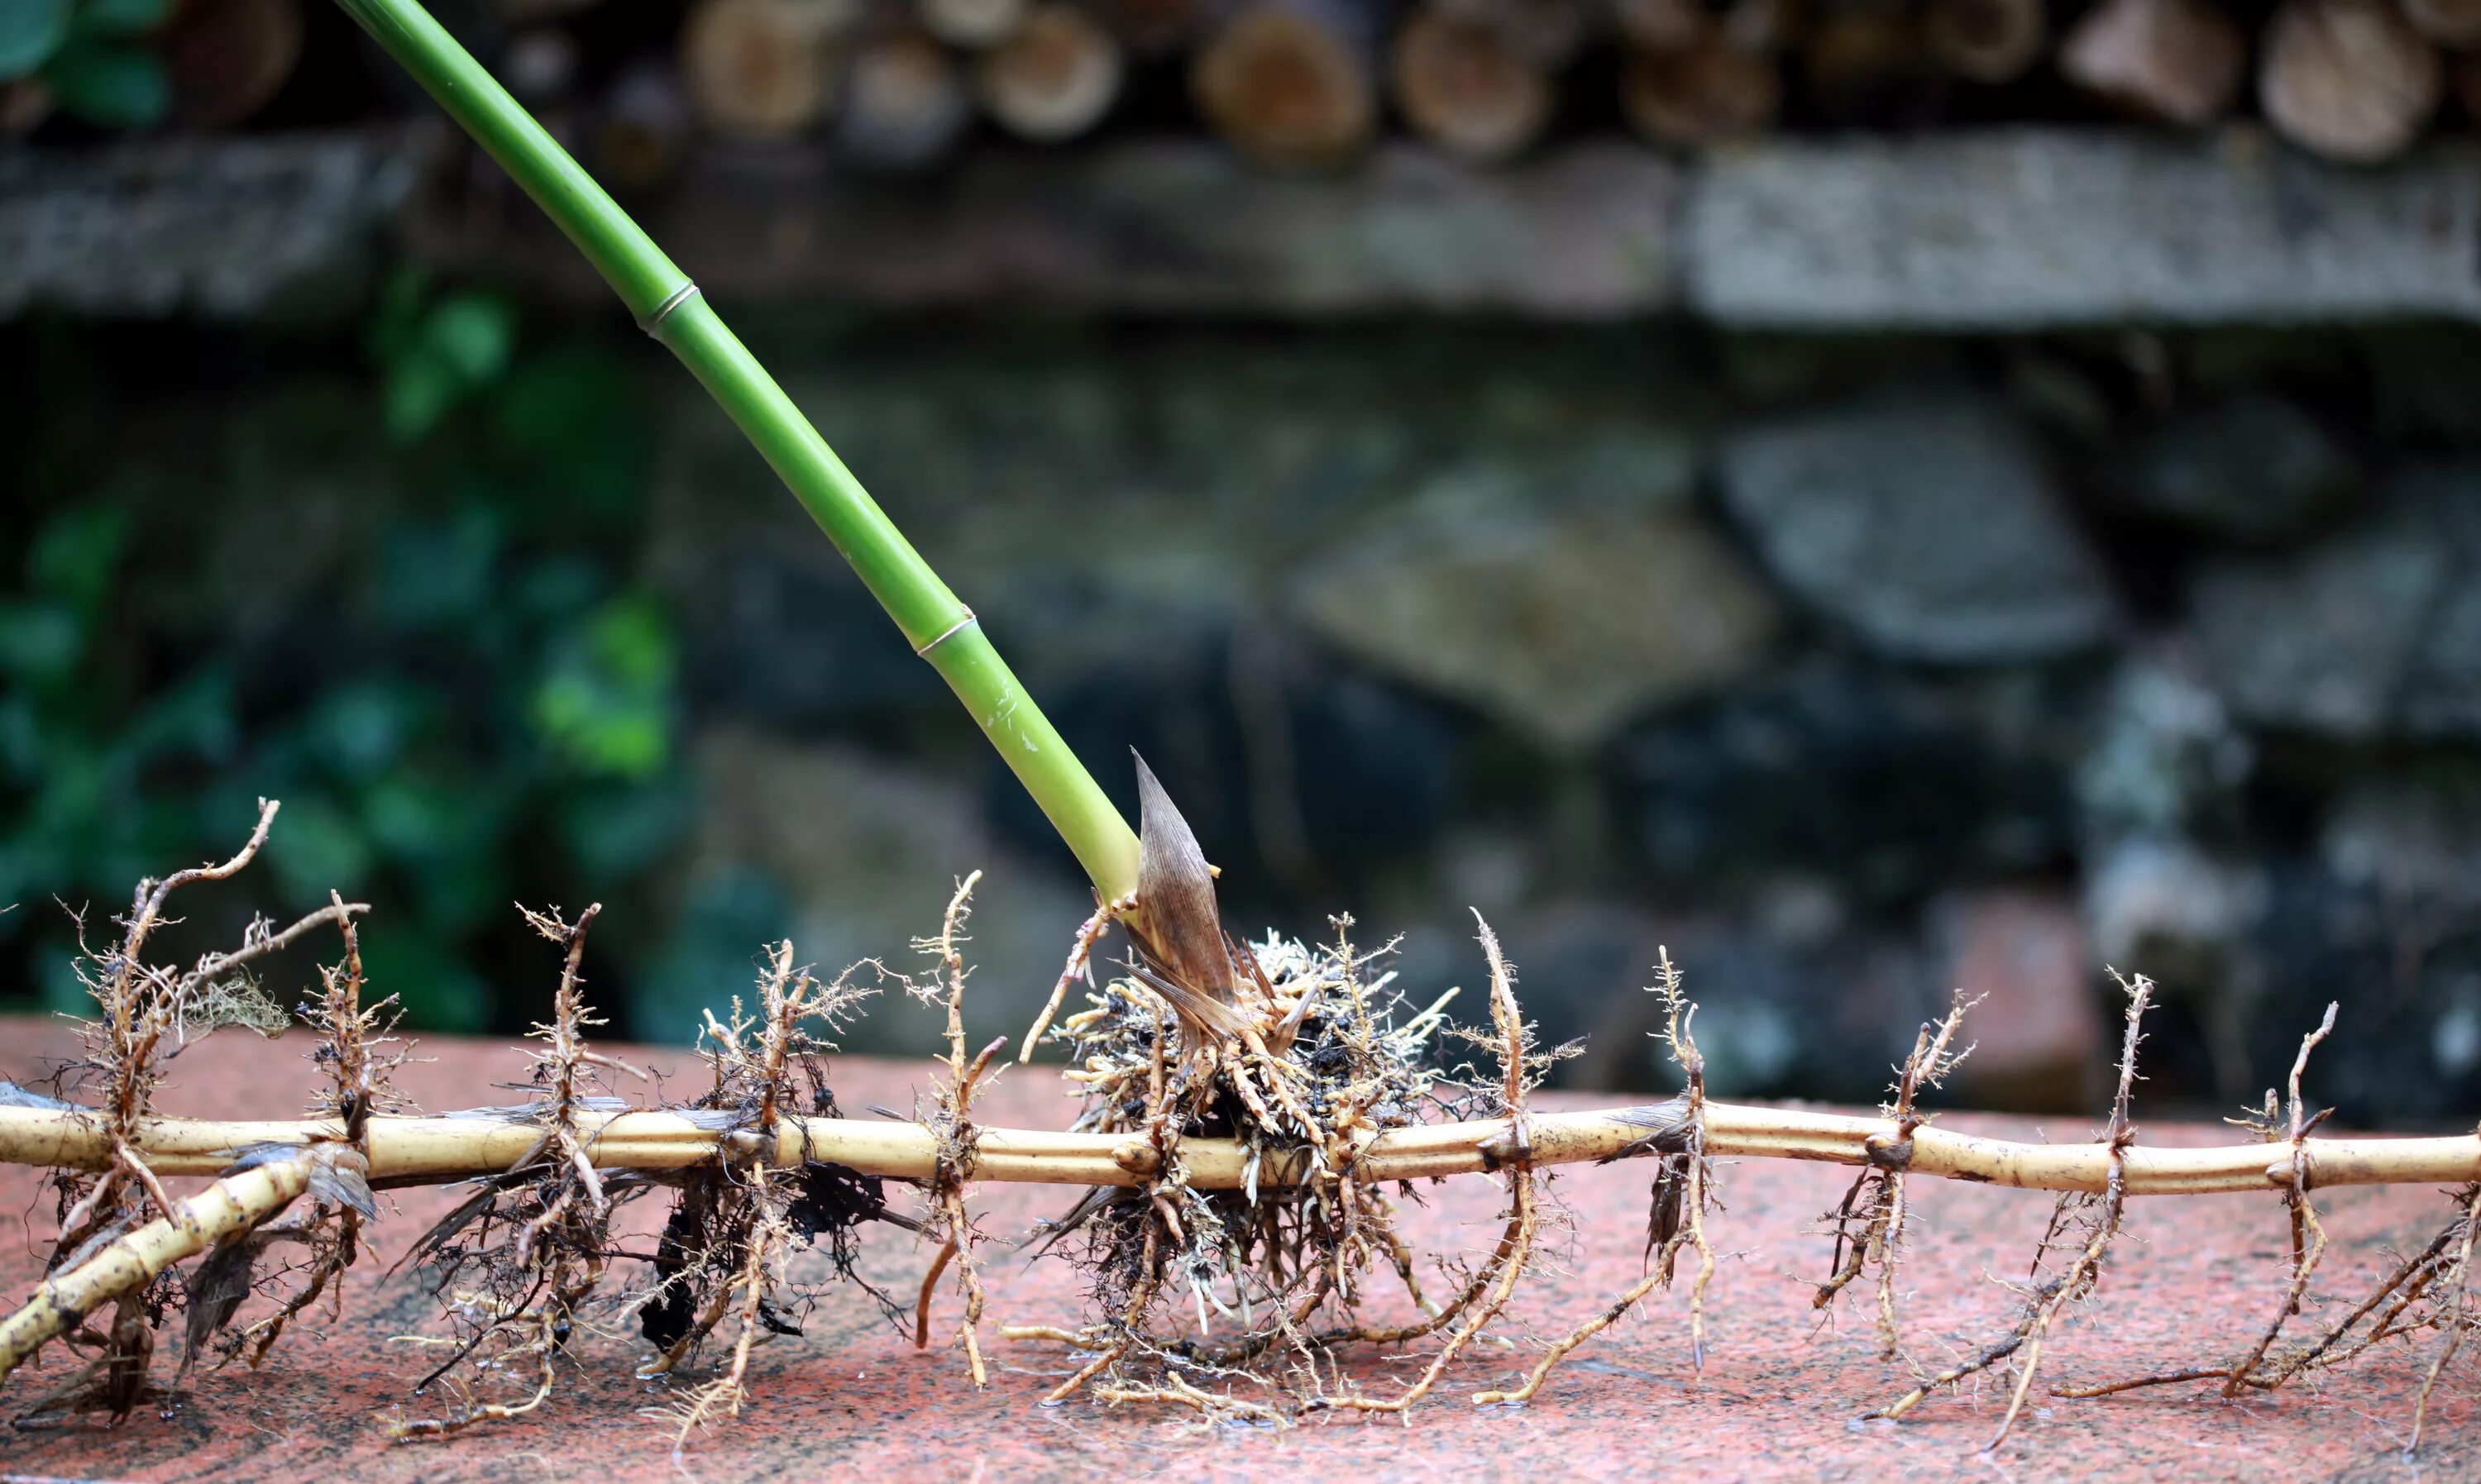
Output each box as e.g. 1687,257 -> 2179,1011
6,0 -> 2481,1127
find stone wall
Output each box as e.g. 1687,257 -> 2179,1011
10,242 -> 2477,1119
13,132 -> 2481,1124
643,317 -> 2481,1123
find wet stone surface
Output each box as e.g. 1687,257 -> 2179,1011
2,1020 -> 2473,1482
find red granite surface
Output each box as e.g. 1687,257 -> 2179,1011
1,1017 -> 2473,1482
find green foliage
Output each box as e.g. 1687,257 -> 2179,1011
6,0 -> 174,129
0,0 -> 73,80
634,866 -> 791,1045
1,279 -> 689,1035
370,269 -> 519,445
41,40 -> 169,129
80,0 -> 174,31
532,594 -> 676,780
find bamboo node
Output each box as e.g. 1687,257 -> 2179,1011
637,281 -> 702,335
915,609 -> 980,656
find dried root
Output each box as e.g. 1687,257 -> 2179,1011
197,895 -> 400,1376
2,781 -> 2477,1458
1474,947 -> 1720,1406
388,904 -> 637,1441
634,938 -> 899,1456
40,802 -> 355,1286
1018,889 -> 1133,1065
1003,906 -> 1634,1421
4,1158 -> 316,1426
1304,917 -> 1550,1415
2050,1002 -> 2480,1453
1811,991 -> 1979,1364
3,803 -> 370,1425
909,871 -> 1004,1386
2412,1182 -> 2479,1449
1872,971 -> 2154,1450
2072,1181 -> 2471,1446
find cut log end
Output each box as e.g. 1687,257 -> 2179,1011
1390,7 -> 1551,162
681,0 -> 842,140
1800,0 -> 1920,122
839,31 -> 973,169
596,64 -> 694,189
1193,2 -> 1378,169
1615,0 -> 1705,50
2455,47 -> 2481,120
1434,0 -> 1594,67
1102,0 -> 1206,55
2060,0 -> 2246,127
1622,27 -> 1781,146
501,26 -> 582,103
500,0 -> 603,20
978,2 -> 1125,141
2260,0 -> 2442,163
923,0 -> 1034,49
164,0 -> 306,131
1921,0 -> 2045,84
2400,0 -> 2481,46
0,78 -> 52,138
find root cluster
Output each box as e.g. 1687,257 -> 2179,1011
629,937 -> 898,1453
1005,913 -> 1562,1417
3,803 -> 380,1429
0,797 -> 2474,1460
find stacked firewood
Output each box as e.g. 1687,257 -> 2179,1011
631,0 -> 2481,167
7,0 -> 2477,169
2,0 -> 310,136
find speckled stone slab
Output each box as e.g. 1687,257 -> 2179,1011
2,1018 -> 2471,1482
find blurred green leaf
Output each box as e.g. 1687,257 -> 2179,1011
93,796 -> 201,905
265,794 -> 373,901
531,593 -> 676,780
361,770 -> 512,938
4,284 -> 691,1039
366,264 -> 431,366
116,666 -> 238,771
361,773 -> 469,863
0,828 -> 51,924
533,672 -> 665,777
357,922 -> 488,1033
17,773 -> 235,909
76,0 -> 174,37
637,866 -> 791,1043
306,680 -> 432,781
425,293 -> 515,384
375,285 -> 514,443
409,853 -> 509,940
0,0 -> 69,79
42,40 -> 167,128
560,775 -> 691,882
511,553 -> 603,621
7,753 -> 103,906
383,351 -> 461,445
589,593 -> 673,687
0,599 -> 85,682
26,504 -> 127,612
373,508 -> 500,627
36,938 -> 88,1016
493,346 -> 652,528
0,694 -> 41,785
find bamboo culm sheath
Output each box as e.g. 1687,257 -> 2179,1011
331,0 -> 1140,902
2,1102 -> 2475,1197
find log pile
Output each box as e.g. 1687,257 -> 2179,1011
9,0 -> 2479,168
627,0 -> 2481,166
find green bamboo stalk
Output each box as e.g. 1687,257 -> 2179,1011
333,0 -> 1139,902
